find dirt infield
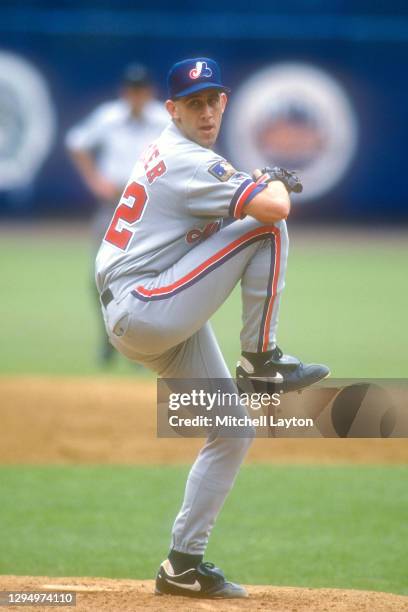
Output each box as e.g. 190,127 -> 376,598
1,377 -> 407,464
0,576 -> 407,611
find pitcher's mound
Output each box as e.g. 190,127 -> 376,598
0,576 -> 406,611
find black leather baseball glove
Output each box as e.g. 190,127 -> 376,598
257,166 -> 303,194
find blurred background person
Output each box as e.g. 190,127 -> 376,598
65,62 -> 169,364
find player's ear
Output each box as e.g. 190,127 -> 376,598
166,99 -> 178,119
220,92 -> 228,114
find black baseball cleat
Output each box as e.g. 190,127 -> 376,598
155,559 -> 248,599
236,346 -> 330,394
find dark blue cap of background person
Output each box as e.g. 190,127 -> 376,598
122,62 -> 153,88
167,57 -> 230,99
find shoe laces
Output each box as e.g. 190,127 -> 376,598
199,562 -> 215,570
264,345 -> 283,365
197,561 -> 225,582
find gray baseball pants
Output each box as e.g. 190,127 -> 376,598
101,216 -> 289,554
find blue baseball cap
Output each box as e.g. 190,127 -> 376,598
167,57 -> 230,99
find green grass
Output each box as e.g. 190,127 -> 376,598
1,229 -> 407,376
0,465 -> 407,594
0,236 -> 141,377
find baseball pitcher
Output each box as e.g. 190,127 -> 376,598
95,57 -> 330,599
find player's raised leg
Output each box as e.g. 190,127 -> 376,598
235,219 -> 330,392
111,216 -> 285,354
106,215 -> 328,392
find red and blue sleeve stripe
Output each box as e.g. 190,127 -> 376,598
229,179 -> 267,219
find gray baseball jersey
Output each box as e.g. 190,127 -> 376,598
95,121 -> 266,296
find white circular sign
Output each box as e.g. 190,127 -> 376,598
225,63 -> 358,201
0,51 -> 56,190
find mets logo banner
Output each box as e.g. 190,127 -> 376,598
225,63 -> 358,203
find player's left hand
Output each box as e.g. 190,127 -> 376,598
254,166 -> 303,194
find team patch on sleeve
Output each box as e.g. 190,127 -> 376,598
208,160 -> 237,182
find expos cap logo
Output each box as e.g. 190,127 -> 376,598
189,61 -> 213,80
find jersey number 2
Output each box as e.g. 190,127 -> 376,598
104,182 -> 148,251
